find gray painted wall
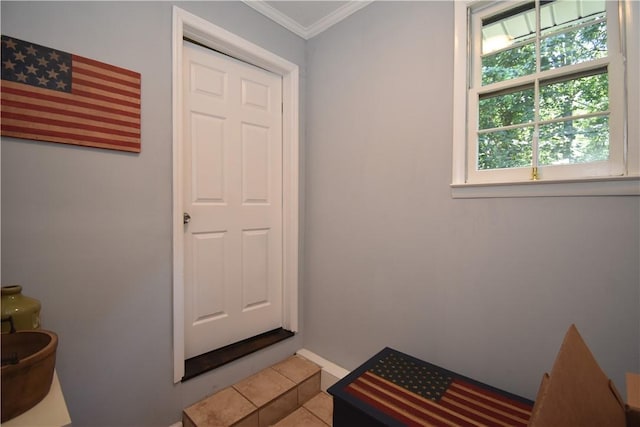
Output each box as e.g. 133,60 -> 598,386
1,2 -> 305,425
304,0 -> 639,402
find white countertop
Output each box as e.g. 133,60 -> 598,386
2,370 -> 71,427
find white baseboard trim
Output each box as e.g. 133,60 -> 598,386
296,348 -> 350,391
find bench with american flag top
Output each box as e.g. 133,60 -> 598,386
328,347 -> 533,427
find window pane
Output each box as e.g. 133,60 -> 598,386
482,43 -> 535,85
538,116 -> 609,165
478,127 -> 533,170
481,2 -> 536,85
540,72 -> 608,121
479,87 -> 534,129
540,5 -> 607,71
540,0 -> 605,33
482,2 -> 535,55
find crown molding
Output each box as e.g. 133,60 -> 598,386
242,1 -> 373,40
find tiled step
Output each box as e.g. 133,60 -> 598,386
272,392 -> 333,427
183,354 -> 332,427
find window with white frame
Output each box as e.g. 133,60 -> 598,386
453,0 -> 639,196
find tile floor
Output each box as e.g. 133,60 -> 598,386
183,355 -> 333,427
273,392 -> 333,427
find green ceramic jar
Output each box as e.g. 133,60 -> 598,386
1,285 -> 41,333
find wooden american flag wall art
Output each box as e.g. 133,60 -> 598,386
1,35 -> 141,153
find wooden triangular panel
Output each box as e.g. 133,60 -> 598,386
529,324 -> 625,427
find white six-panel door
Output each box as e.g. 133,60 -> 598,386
183,41 -> 283,359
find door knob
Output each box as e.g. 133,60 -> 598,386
183,212 -> 191,224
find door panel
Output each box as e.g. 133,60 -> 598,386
241,228 -> 270,309
191,113 -> 225,203
192,232 -> 226,322
242,123 -> 271,203
183,41 -> 283,359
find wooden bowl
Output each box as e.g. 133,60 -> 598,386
1,329 -> 58,422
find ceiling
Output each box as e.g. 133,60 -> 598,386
242,1 -> 374,39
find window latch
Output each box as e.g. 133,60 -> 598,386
531,167 -> 539,181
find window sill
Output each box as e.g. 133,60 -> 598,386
451,176 -> 640,198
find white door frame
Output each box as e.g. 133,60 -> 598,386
172,6 -> 299,383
